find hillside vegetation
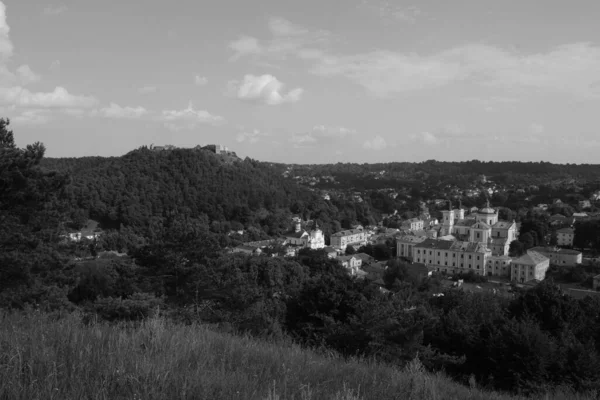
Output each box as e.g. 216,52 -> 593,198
0,311 -> 595,400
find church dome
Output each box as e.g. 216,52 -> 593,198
479,207 -> 496,214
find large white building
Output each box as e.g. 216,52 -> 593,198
397,202 -> 523,279
330,228 -> 367,251
284,221 -> 325,250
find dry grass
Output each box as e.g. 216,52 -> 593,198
0,310 -> 595,400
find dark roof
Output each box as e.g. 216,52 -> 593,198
492,221 -> 515,229
323,246 -> 338,253
354,253 -> 374,262
454,219 -> 478,227
285,230 -> 308,239
557,228 -> 574,234
530,246 -> 582,256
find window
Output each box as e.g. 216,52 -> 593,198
477,232 -> 480,239
477,256 -> 480,260
469,255 -> 472,260
437,252 -> 440,256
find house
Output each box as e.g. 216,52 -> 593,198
354,252 -> 375,265
579,200 -> 592,209
337,255 -> 362,275
556,228 -> 575,247
511,251 -> 550,283
572,212 -> 589,220
323,246 -> 338,259
529,246 -> 582,267
400,218 -> 425,231
232,244 -> 262,256
593,274 -> 600,290
330,228 -> 367,251
65,220 -> 102,242
283,221 -> 325,250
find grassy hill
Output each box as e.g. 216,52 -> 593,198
0,311 -> 594,400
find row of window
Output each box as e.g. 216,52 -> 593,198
415,249 -> 481,261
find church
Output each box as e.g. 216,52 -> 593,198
399,202 -> 521,277
283,220 -> 325,250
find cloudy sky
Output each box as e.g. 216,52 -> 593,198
2,0 -> 600,163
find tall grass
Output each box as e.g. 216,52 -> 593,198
0,310 -> 595,400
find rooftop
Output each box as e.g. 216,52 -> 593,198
514,251 -> 549,265
331,229 -> 364,237
557,228 -> 575,234
530,246 -> 582,256
492,221 -> 515,229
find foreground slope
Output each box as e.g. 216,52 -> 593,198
0,312 -> 594,400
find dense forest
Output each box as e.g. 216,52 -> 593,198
3,118 -> 600,396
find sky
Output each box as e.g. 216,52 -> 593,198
2,0 -> 600,164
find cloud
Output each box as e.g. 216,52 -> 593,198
289,125 -> 356,148
16,65 -> 40,85
194,75 -> 208,86
232,74 -> 303,105
410,131 -> 439,145
312,125 -> 356,137
0,86 -> 98,108
43,5 -> 68,16
363,135 -> 387,150
49,60 -> 60,71
268,17 -> 308,36
0,3 -> 98,116
12,109 -> 50,125
138,85 -> 157,94
359,2 -> 423,24
160,101 -> 224,131
96,103 -> 148,119
0,2 -> 13,59
529,123 -> 545,135
236,128 -> 269,144
228,17 -> 331,62
229,36 -> 262,60
312,42 -> 600,98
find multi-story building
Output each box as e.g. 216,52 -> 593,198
330,228 -> 367,251
412,239 -> 491,275
401,218 -> 424,231
511,251 -> 550,283
284,221 -> 325,250
556,228 -> 575,247
396,235 -> 428,259
529,246 -> 582,267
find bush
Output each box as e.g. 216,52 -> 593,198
90,292 -> 163,321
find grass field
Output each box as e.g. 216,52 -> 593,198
0,310 -> 596,400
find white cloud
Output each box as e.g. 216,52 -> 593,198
232,74 -> 303,105
0,86 -> 98,108
97,103 -> 148,119
359,2 -> 423,24
411,131 -> 439,145
313,42 -> 600,98
363,135 -> 387,150
160,101 -> 224,131
289,125 -> 356,147
268,17 -> 308,36
16,65 -> 40,85
529,123 -> 545,135
49,60 -> 60,71
43,5 -> 68,16
0,2 -> 13,59
0,4 -> 97,116
312,125 -> 356,137
138,85 -> 157,94
229,36 -> 262,60
12,109 -> 50,125
236,128 -> 269,144
194,75 -> 208,86
229,17 -> 331,62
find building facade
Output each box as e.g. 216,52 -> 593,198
556,228 -> 575,247
412,239 -> 491,275
510,251 -> 550,283
330,228 -> 367,251
529,246 -> 582,267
